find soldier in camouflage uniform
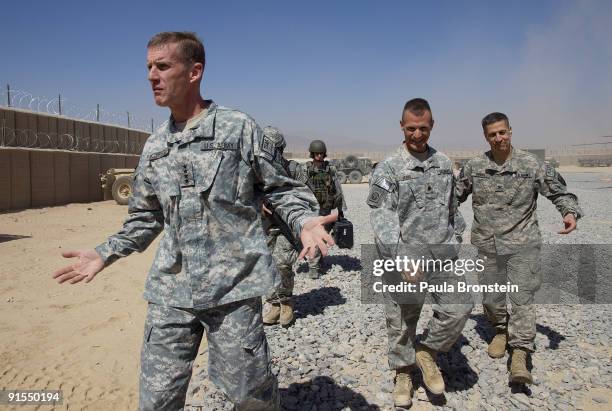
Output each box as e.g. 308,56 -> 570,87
303,139 -> 346,278
456,112 -> 582,384
260,126 -> 303,327
368,98 -> 473,408
52,32 -> 337,411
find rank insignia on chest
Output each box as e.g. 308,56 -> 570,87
179,161 -> 195,187
495,184 -> 504,192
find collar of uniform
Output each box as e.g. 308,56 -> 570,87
165,100 -> 217,145
484,146 -> 516,173
398,144 -> 440,171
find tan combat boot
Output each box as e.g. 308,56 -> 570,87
262,303 -> 281,325
488,331 -> 507,358
510,348 -> 533,384
393,368 -> 413,408
415,344 -> 445,395
279,301 -> 294,327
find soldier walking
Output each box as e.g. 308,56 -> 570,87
303,139 -> 346,278
260,126 -> 312,327
456,112 -> 582,384
368,98 -> 473,408
51,32 -> 336,410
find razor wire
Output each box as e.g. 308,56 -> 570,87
0,123 -> 145,154
1,87 -> 157,132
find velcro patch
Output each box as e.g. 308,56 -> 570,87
201,141 -> 239,151
260,135 -> 276,161
148,148 -> 169,161
545,164 -> 555,179
438,169 -> 452,175
372,177 -> 395,192
367,185 -> 387,208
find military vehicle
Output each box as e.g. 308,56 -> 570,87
329,155 -> 374,184
577,155 -> 612,167
101,168 -> 135,205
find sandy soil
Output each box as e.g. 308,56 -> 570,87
0,201 -> 208,410
1,190 -> 611,410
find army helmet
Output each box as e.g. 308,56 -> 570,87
309,139 -> 327,157
263,126 -> 286,154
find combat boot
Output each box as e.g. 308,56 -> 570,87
415,344 -> 445,395
488,331 -> 507,358
510,348 -> 533,384
279,301 -> 294,327
393,368 -> 413,408
262,303 -> 281,325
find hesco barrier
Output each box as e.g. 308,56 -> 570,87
0,107 -> 149,211
0,107 -> 150,154
0,148 -> 139,211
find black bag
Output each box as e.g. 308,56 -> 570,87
333,218 -> 354,249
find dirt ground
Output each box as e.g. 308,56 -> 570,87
0,201 -> 191,410
1,168 -> 611,410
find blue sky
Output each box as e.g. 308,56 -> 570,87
2,0 -> 611,151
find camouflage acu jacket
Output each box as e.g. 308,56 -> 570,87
95,101 -> 318,308
367,145 -> 464,259
456,148 -> 583,254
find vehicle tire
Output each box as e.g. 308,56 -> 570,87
111,175 -> 132,205
348,170 -> 362,184
336,171 -> 347,184
344,155 -> 358,169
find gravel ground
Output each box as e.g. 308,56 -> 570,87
186,172 -> 612,410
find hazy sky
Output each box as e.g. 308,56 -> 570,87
2,0 -> 611,152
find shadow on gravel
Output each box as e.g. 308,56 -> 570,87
280,376 -> 381,411
470,314 -> 566,350
321,255 -> 362,271
294,287 -> 347,319
295,255 -> 361,276
435,335 -> 479,393
535,323 -> 566,349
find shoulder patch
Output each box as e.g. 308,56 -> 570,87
260,135 -> 276,161
545,164 -> 555,179
372,177 -> 396,192
367,185 -> 386,208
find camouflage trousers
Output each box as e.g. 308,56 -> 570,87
265,232 -> 298,304
478,246 -> 542,352
383,270 -> 473,370
139,298 -> 279,411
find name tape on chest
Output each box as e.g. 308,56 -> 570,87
148,148 -> 170,161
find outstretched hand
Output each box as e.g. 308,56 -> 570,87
558,213 -> 577,234
298,211 -> 338,260
52,249 -> 105,284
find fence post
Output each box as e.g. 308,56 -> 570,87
58,94 -> 62,115
127,111 -> 130,128
96,104 -> 100,122
151,118 -> 154,132
6,84 -> 10,107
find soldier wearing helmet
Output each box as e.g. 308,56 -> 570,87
260,126 -> 306,327
303,139 -> 346,278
